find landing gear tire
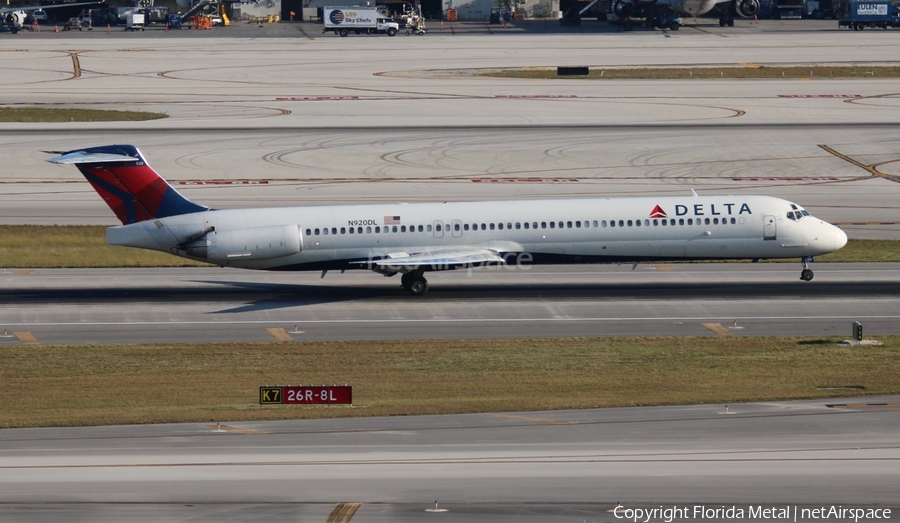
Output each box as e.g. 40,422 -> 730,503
622,20 -> 633,30
800,256 -> 814,281
670,21 -> 680,30
401,272 -> 429,296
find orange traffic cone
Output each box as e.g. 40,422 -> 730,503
54,25 -> 59,32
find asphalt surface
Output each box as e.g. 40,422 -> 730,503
2,22 -> 899,523
2,263 -> 898,343
1,396 -> 898,522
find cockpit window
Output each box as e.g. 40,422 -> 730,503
787,211 -> 795,220
800,210 -> 809,216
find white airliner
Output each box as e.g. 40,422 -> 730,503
2,2 -> 100,34
49,145 -> 847,295
612,0 -> 759,28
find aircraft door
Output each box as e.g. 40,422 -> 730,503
451,219 -> 463,238
433,220 -> 444,238
763,215 -> 776,240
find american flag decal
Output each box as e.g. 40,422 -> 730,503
384,216 -> 401,225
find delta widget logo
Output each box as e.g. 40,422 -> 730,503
649,205 -> 667,218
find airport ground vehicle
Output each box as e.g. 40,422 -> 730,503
838,1 -> 900,28
126,11 -> 145,31
322,7 -> 399,36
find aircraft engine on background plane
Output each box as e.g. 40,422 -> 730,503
733,0 -> 760,17
613,0 -> 634,17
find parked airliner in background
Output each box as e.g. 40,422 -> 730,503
50,145 -> 847,295
611,0 -> 759,28
2,2 -> 100,34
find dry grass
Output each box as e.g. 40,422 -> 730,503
1,337 -> 898,428
0,107 -> 167,122
0,226 -> 894,267
0,226 -> 208,268
481,66 -> 900,80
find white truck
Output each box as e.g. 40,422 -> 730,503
322,7 -> 399,36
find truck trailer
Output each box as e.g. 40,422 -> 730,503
322,7 -> 399,36
839,1 -> 900,28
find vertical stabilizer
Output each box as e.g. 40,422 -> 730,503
49,144 -> 208,225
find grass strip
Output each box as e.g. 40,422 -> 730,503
0,226 -> 895,267
0,107 -> 167,123
481,65 -> 900,80
0,226 -> 208,268
1,337 -> 898,428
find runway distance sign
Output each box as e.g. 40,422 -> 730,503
260,386 -> 352,405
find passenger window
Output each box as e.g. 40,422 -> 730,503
340,227 -> 346,234
490,223 -> 495,230
653,219 -> 658,226
610,221 -> 616,228
662,219 -> 667,225
480,224 -> 486,230
524,222 -> 529,229
558,221 -> 564,228
454,223 -> 460,231
644,220 -> 650,226
464,224 -> 469,231
306,229 -> 312,236
324,228 -> 329,235
391,226 -> 396,232
499,223 -> 504,230
550,222 -> 555,229
332,228 -> 338,235
567,221 -> 573,228
366,227 -> 371,233
602,220 -> 607,227
730,218 -> 736,224
427,225 -> 432,232
516,222 -> 521,229
592,220 -> 598,227
401,225 -> 407,232
541,222 -> 547,229
374,226 -> 380,233
713,218 -> 718,225
533,222 -> 538,229
418,225 -> 423,232
635,220 -> 641,227
679,219 -> 684,226
704,218 -> 710,225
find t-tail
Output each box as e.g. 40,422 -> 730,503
49,145 -> 208,224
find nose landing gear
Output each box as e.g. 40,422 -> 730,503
800,256 -> 814,281
400,270 -> 429,296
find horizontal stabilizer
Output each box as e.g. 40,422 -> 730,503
49,151 -> 138,165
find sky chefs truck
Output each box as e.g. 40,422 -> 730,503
839,2 -> 900,29
322,7 -> 399,36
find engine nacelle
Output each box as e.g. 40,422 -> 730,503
185,224 -> 301,262
734,0 -> 760,17
614,0 -> 634,17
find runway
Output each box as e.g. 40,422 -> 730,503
2,25 -> 900,238
3,23 -> 900,521
2,263 -> 899,343
1,396 -> 898,522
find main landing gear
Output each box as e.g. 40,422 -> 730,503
400,271 -> 428,296
800,256 -> 814,281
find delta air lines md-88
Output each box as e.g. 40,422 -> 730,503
50,145 -> 848,295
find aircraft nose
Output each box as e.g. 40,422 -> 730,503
834,226 -> 848,251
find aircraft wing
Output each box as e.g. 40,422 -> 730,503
2,2 -> 102,14
373,248 -> 507,267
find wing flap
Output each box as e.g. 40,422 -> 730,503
373,248 -> 506,267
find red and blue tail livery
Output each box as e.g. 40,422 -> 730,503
49,145 -> 208,225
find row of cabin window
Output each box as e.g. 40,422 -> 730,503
305,217 -> 739,237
